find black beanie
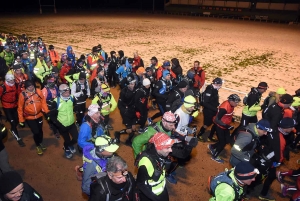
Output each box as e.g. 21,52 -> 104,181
0,171 -> 23,195
177,80 -> 187,88
24,80 -> 34,89
79,72 -> 86,80
234,161 -> 257,181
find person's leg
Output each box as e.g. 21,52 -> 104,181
260,167 -> 276,198
197,109 -> 214,141
76,104 -> 86,126
36,117 -> 44,145
3,108 -> 20,140
207,124 -> 217,140
69,123 -> 79,146
26,119 -> 41,146
0,148 -> 13,174
212,127 -> 228,158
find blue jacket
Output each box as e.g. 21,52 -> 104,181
78,122 -> 104,149
67,46 -> 75,67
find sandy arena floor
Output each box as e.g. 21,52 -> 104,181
1,13 -> 300,201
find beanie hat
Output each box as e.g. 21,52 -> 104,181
110,51 -> 116,56
292,97 -> 300,107
228,94 -> 241,103
234,161 -> 259,181
92,46 -> 98,52
183,95 -> 196,108
162,111 -> 177,124
143,78 -> 151,86
163,61 -> 171,67
256,119 -> 272,132
79,72 -> 86,80
276,87 -> 286,95
258,82 -> 268,89
49,45 -> 54,49
136,67 -> 146,75
212,77 -> 223,85
278,117 -> 296,129
101,83 -> 110,92
79,54 -> 85,60
88,104 -> 100,117
280,94 -> 293,104
177,80 -> 188,88
149,132 -> 175,150
52,67 -> 59,73
5,74 -> 14,81
150,56 -> 158,62
162,70 -> 170,78
0,171 -> 23,195
24,80 -> 34,89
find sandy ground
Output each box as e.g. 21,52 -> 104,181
1,13 -> 300,201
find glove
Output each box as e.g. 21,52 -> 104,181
228,126 -> 234,130
187,137 -> 198,147
19,122 -> 25,128
191,110 -> 199,118
272,162 -> 281,167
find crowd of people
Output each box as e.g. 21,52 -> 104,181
0,32 -> 300,201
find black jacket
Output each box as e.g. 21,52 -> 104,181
134,86 -> 150,116
165,88 -> 184,113
0,182 -> 43,201
202,84 -> 219,113
152,79 -> 172,104
89,173 -> 136,201
245,87 -> 262,108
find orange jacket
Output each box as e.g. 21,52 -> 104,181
192,67 -> 205,89
0,82 -> 21,108
49,50 -> 60,67
17,89 -> 49,122
14,73 -> 28,91
283,108 -> 293,118
156,67 -> 176,81
87,54 -> 104,70
213,100 -> 234,129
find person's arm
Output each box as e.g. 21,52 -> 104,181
136,163 -> 160,201
17,93 -> 25,123
214,108 -> 231,128
165,92 -> 176,111
202,87 -> 218,112
88,181 -> 107,201
132,129 -> 154,158
23,182 -> 43,201
39,90 -> 50,113
109,95 -> 117,112
90,79 -> 98,98
86,81 -> 90,96
214,183 -> 236,201
71,82 -> 82,97
200,70 -> 205,89
78,123 -> 93,149
231,133 -> 252,162
82,162 -> 95,195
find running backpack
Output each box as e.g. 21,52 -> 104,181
208,169 -> 240,201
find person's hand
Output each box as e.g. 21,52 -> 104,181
191,110 -> 199,118
19,122 -> 25,128
187,137 -> 198,147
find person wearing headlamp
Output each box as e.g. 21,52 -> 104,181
230,119 -> 272,167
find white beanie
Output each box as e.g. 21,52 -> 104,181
143,78 -> 151,86
5,74 -> 14,81
88,104 -> 100,116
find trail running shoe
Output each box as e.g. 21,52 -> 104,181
39,143 -> 47,151
207,137 -> 218,142
211,156 -> 224,164
197,136 -> 205,142
68,145 -> 76,154
258,194 -> 275,201
36,146 -> 43,155
207,144 -> 215,156
276,171 -> 284,183
281,184 -> 288,197
166,174 -> 177,184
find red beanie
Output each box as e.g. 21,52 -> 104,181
149,132 -> 175,150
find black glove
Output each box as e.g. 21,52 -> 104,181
187,137 -> 198,147
82,89 -> 87,95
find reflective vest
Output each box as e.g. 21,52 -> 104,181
214,100 -> 234,129
54,96 -> 75,127
29,50 -> 36,60
138,157 -> 166,196
88,54 -> 99,70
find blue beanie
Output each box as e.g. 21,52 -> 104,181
278,117 -> 296,128
256,119 -> 272,132
234,161 -> 258,180
163,70 -> 170,78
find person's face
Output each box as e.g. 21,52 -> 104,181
282,103 -> 292,109
22,54 -> 28,59
157,146 -> 173,157
194,62 -> 199,68
258,88 -> 267,94
150,59 -> 156,65
50,49 -> 54,52
61,90 -> 70,98
165,74 -> 171,81
179,86 -> 188,93
282,127 -> 294,133
257,129 -> 268,136
67,60 -> 72,65
128,82 -> 135,91
91,112 -> 101,123
242,177 -> 256,185
213,84 -> 222,90
39,56 -> 44,61
100,150 -> 114,157
5,183 -> 24,201
147,71 -> 153,76
26,85 -> 35,92
164,122 -> 176,131
62,55 -> 67,60
108,170 -> 127,184
15,69 -> 22,74
229,100 -> 239,107
7,79 -> 15,85
79,78 -> 85,84
52,72 -> 58,78
145,84 -> 151,89
186,105 -> 195,113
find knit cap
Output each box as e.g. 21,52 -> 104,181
162,111 -> 177,123
234,162 -> 259,181
88,104 -> 100,116
5,74 -> 14,81
177,81 -> 187,88
278,117 -> 296,129
136,67 -> 146,75
162,70 -> 170,78
256,119 -> 272,132
280,94 -> 293,104
24,80 -> 34,89
149,132 -> 175,150
258,82 -> 268,89
276,87 -> 286,95
0,171 -> 23,195
143,78 -> 151,86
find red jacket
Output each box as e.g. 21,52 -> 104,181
0,82 -> 21,108
192,67 -> 205,89
214,100 -> 234,129
60,64 -> 72,84
14,73 -> 28,91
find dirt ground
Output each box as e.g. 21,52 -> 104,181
1,13 -> 300,201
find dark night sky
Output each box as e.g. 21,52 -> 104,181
1,0 -> 165,12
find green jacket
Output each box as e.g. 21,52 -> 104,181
91,92 -> 117,116
34,59 -> 51,83
132,121 -> 171,158
242,103 -> 261,117
0,50 -> 14,66
54,96 -> 75,127
209,171 -> 244,201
